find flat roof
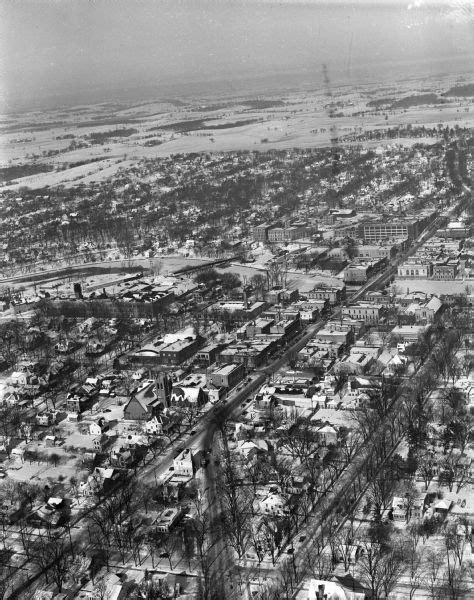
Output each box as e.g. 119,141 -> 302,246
214,363 -> 241,375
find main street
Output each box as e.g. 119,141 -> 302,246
197,198 -> 468,598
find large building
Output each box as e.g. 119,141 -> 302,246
343,258 -> 387,285
342,303 -> 384,325
253,224 -> 275,242
358,213 -> 435,243
267,224 -> 310,243
306,285 -> 345,305
210,363 -> 245,389
398,260 -> 432,278
432,261 -> 458,280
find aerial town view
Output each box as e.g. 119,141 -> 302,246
0,0 -> 473,598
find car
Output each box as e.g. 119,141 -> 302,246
168,466 -> 175,471
242,410 -> 248,415
0,471 -> 6,479
190,430 -> 196,435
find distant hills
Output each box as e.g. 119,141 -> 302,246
443,84 -> 474,97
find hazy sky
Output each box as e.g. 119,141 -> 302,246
1,0 -> 473,112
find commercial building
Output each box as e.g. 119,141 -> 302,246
342,303 -> 384,324
432,261 -> 458,280
253,224 -> 275,242
343,258 -> 387,284
210,363 -> 245,389
267,223 -> 311,243
398,261 -> 433,278
359,213 -> 435,243
306,285 -> 345,305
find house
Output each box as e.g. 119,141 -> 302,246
334,352 -> 374,375
123,382 -> 163,421
36,412 -> 54,427
258,492 -> 290,517
82,418 -> 108,436
155,507 -> 183,533
92,435 -> 107,452
144,413 -> 175,436
28,498 -> 67,528
236,439 -> 269,459
44,435 -> 57,447
433,499 -> 452,520
315,424 -> 338,446
306,578 -> 366,600
80,467 -> 121,496
109,448 -> 134,468
173,448 -> 196,477
414,296 -> 443,323
390,494 -> 427,522
79,569 -> 124,600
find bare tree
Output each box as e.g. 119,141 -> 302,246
358,541 -> 404,600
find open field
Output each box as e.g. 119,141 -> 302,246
1,73 -> 473,189
394,277 -> 473,296
220,263 -> 341,292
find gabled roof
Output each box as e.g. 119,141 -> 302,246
332,573 -> 370,595
425,296 -> 442,312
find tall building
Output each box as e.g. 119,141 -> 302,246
155,372 -> 172,407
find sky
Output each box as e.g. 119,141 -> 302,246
0,0 -> 473,112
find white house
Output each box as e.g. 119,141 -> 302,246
258,492 -> 290,517
315,424 -> 338,446
236,439 -> 268,458
173,448 -> 194,477
306,579 -> 365,600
